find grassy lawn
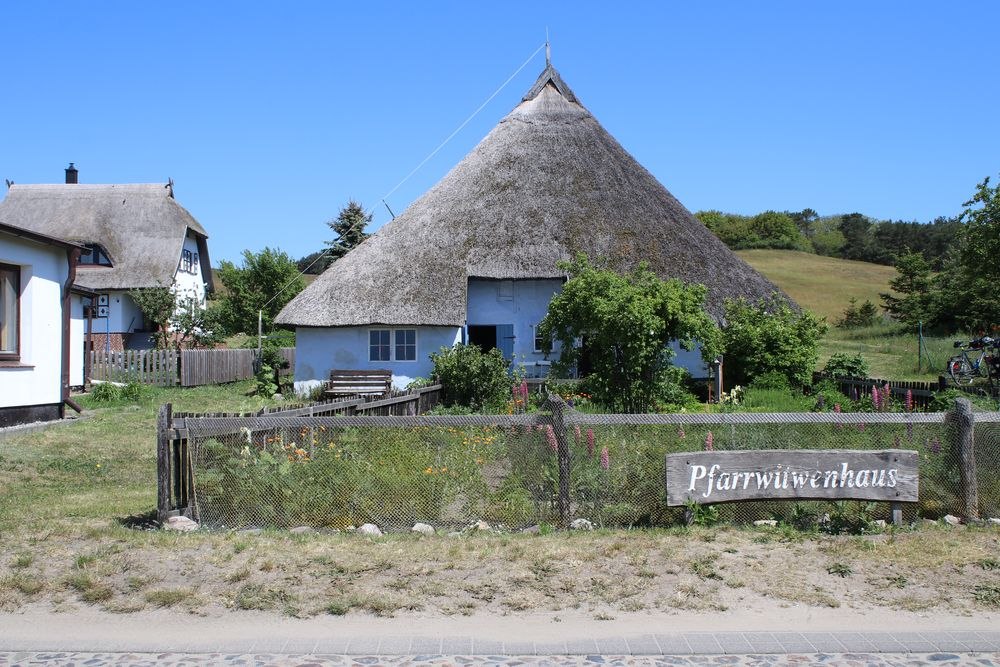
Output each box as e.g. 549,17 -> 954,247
1,383 -> 999,618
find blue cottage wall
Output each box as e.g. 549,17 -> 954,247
294,325 -> 462,394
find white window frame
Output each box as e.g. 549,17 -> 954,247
369,328 -> 417,362
531,324 -> 544,353
394,328 -> 417,362
0,263 -> 20,360
369,328 -> 391,362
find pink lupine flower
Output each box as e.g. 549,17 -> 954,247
586,429 -> 595,457
574,425 -> 582,445
678,426 -> 686,440
545,425 -> 558,452
905,389 -> 913,413
705,431 -> 714,452
521,380 -> 529,403
600,446 -> 610,470
872,386 -> 881,411
834,403 -> 843,430
857,422 -> 866,432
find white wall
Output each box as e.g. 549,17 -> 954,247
0,234 -> 67,409
84,289 -> 144,337
294,325 -> 462,393
172,233 -> 206,307
70,294 -> 85,386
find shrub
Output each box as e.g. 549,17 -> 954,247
89,380 -> 151,404
722,296 -> 827,388
822,353 -> 870,379
430,344 -> 511,411
540,255 -> 721,413
836,298 -> 880,329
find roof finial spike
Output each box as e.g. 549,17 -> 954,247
545,27 -> 551,67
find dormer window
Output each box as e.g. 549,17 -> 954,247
79,244 -> 112,266
179,249 -> 199,274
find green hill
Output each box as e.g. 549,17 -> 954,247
736,250 -> 950,381
735,249 -> 896,322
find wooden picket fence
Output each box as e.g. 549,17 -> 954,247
90,349 -> 179,387
90,347 -> 296,388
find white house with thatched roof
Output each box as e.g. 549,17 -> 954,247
0,165 -> 213,354
0,222 -> 90,426
277,63 -> 784,392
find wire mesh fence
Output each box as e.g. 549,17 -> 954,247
159,398 -> 1000,531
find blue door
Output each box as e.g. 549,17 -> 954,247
497,324 -> 515,362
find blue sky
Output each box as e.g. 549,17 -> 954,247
1,2 -> 997,265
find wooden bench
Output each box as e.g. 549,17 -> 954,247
325,369 -> 392,398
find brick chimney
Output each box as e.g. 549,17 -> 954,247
65,163 -> 78,184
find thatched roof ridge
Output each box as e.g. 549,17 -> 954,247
0,183 -> 208,291
277,66 -> 784,327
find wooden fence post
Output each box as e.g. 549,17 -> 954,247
156,403 -> 173,523
948,398 -> 979,521
549,394 -> 571,528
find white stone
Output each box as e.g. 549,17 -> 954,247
163,515 -> 199,532
521,525 -> 542,535
943,514 -> 962,526
988,518 -> 1000,526
570,518 -> 594,531
358,523 -> 383,536
293,379 -> 324,398
874,520 -> 887,528
289,526 -> 315,534
411,522 -> 434,535
753,519 -> 777,527
466,520 -> 492,533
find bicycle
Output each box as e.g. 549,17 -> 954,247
947,336 -> 998,388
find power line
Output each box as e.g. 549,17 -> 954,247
259,43 -> 547,313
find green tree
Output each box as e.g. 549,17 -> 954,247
217,247 -> 305,335
722,296 -> 827,388
326,200 -> 372,261
879,250 -> 933,330
838,212 -> 872,261
539,255 -> 721,413
959,175 -> 1000,282
128,285 -> 176,349
912,175 -> 1000,334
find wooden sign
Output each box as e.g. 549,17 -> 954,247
665,449 -> 918,506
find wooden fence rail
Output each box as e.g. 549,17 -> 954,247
814,372 -> 999,406
90,347 -> 295,388
156,384 -> 443,521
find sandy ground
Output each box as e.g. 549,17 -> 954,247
1,605 -> 998,646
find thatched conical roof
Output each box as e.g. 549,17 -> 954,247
278,65 -> 784,327
0,183 -> 209,291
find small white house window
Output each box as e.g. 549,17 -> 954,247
369,329 -> 391,362
532,324 -> 544,353
0,263 -> 19,359
179,249 -> 193,273
395,329 -> 416,361
370,328 -> 417,362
